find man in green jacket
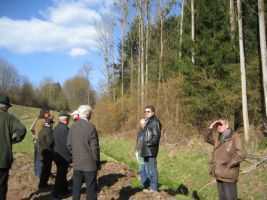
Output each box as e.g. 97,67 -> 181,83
0,96 -> 26,200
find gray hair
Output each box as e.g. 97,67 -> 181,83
78,105 -> 92,119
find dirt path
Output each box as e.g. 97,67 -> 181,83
7,153 -> 176,200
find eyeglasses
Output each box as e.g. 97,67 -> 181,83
144,110 -> 151,113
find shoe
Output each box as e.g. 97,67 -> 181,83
143,189 -> 150,193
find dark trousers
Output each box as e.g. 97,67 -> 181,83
53,153 -> 69,196
72,170 -> 97,200
39,150 -> 53,188
0,168 -> 9,200
217,180 -> 237,200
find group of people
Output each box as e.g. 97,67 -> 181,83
30,105 -> 100,200
0,94 -> 246,200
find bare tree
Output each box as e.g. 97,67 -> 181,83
96,14 -> 116,102
191,0 -> 195,64
137,0 -> 145,110
237,0 -> 250,142
179,0 -> 185,59
145,0 -> 151,103
258,0 -> 267,117
118,0 -> 129,99
80,64 -> 92,105
229,0 -> 236,41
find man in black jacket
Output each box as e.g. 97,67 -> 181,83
52,112 -> 71,198
67,105 -> 100,200
141,105 -> 161,192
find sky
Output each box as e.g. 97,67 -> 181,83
0,0 -> 119,90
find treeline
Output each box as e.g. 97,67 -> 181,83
0,58 -> 96,111
93,0 -> 263,140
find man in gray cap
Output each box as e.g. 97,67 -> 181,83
67,105 -> 100,200
0,96 -> 27,200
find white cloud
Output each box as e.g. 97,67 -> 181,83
69,47 -> 88,57
0,0 -> 116,56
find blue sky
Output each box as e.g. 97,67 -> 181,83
0,0 -> 180,90
0,0 -> 118,89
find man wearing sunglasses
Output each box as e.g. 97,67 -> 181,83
140,105 -> 161,192
204,119 -> 246,200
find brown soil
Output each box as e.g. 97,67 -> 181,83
7,153 -> 176,200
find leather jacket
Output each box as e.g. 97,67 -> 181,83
141,115 -> 161,157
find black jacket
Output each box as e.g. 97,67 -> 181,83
53,123 -> 71,162
67,119 -> 100,171
38,126 -> 54,154
141,115 -> 161,157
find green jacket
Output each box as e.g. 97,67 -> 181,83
0,110 -> 27,168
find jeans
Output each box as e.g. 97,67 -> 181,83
53,153 -> 69,196
0,168 -> 9,200
72,170 -> 97,200
136,153 -> 148,187
34,143 -> 42,177
144,157 -> 158,191
217,180 -> 237,200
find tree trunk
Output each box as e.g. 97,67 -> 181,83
258,0 -> 267,117
121,21 -> 125,99
179,0 -> 185,59
191,0 -> 195,64
130,46 -> 134,95
157,0 -> 164,104
230,0 -> 236,41
237,0 -> 250,142
145,0 -> 150,104
139,0 -> 145,110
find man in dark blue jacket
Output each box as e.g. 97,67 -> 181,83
52,112 -> 71,198
141,105 -> 161,192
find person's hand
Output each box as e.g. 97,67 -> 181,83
209,120 -> 222,129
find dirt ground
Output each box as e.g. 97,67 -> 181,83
7,153 -> 176,200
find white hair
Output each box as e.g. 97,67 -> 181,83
78,105 -> 92,119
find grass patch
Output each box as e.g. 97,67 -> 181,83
100,135 -> 218,199
9,105 -> 40,154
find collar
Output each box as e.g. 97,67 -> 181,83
219,129 -> 233,143
80,117 -> 89,122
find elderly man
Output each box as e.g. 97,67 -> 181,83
0,96 -> 26,200
67,105 -> 100,200
52,112 -> 72,198
141,105 -> 161,192
204,119 -> 246,200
